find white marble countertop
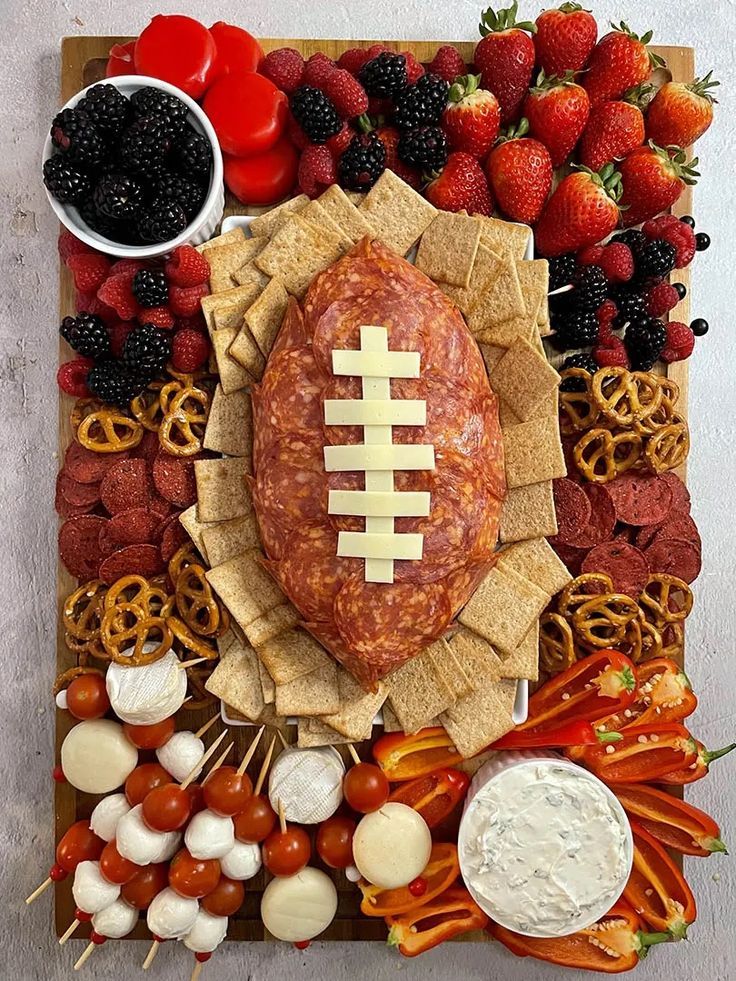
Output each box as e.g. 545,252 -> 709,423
2,1 -> 734,978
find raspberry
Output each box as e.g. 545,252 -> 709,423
303,53 -> 337,90
261,47 -> 305,94
57,357 -> 94,398
66,253 -> 111,293
109,258 -> 146,280
661,321 -> 695,363
593,336 -> 629,368
165,245 -> 211,288
337,47 -> 375,76
597,298 -> 618,323
298,144 -> 338,198
645,282 -> 680,318
176,313 -> 207,334
427,45 -> 467,83
365,43 -> 391,59
401,51 -> 425,85
643,215 -> 696,268
76,290 -> 117,325
169,282 -> 210,318
171,328 -> 211,373
376,125 -> 421,189
139,305 -> 175,330
323,69 -> 369,119
642,214 -> 681,237
577,245 -> 605,266
599,243 -> 634,284
97,274 -> 140,321
287,113 -> 310,150
326,123 -> 354,158
108,321 -> 135,358
58,230 -> 95,264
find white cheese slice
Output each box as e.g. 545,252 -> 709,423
328,490 -> 431,517
323,443 -> 435,473
331,349 -> 420,379
324,399 -> 426,426
352,803 -> 432,889
268,747 -> 345,825
105,649 -> 187,726
337,531 -> 424,560
261,868 -> 338,942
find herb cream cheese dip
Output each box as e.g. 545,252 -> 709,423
458,754 -> 632,938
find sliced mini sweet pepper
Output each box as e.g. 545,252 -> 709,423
518,650 -> 637,733
491,719 -> 622,750
489,902 -> 671,973
372,728 -> 462,781
388,768 -> 469,827
614,783 -> 727,856
567,722 -> 697,783
386,885 -> 488,956
656,739 -> 736,786
596,658 -> 697,733
624,821 -> 697,939
359,842 -> 459,917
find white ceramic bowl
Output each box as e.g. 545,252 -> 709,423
42,74 -> 224,258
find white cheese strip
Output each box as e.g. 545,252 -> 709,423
328,490 -> 431,517
324,444 -> 435,473
324,399 -> 426,426
337,531 -> 424,561
332,349 -> 420,378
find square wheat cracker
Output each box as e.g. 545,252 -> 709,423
441,244 -> 503,317
498,621 -> 540,682
467,255 -> 526,336
302,199 -> 354,252
358,169 -> 436,256
210,327 -> 252,394
317,184 -> 376,242
447,628 -> 505,680
229,324 -> 266,381
255,214 -> 343,299
476,215 -> 530,259
440,680 -> 515,758
498,537 -> 572,597
503,414 -> 566,488
197,226 -> 245,253
490,336 -> 560,422
516,258 -> 548,322
297,718 -> 352,748
207,241 -> 263,293
205,642 -> 265,721
479,342 -> 506,376
387,647 -> 455,734
459,564 -> 549,653
415,211 -> 481,288
245,278 -> 289,357
275,660 -> 340,717
257,656 -> 276,704
233,260 -> 270,291
321,670 -> 388,740
257,628 -> 334,686
195,456 -> 251,523
201,283 -> 260,333
381,702 -> 404,733
500,481 -> 558,543
201,513 -> 261,567
178,505 -> 213,560
203,385 -> 253,458
248,194 -> 310,237
425,637 -> 474,701
245,604 -> 299,649
206,549 -> 284,632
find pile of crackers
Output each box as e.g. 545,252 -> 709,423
178,169 -> 570,758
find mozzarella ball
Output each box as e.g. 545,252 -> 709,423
146,887 -> 199,941
219,841 -> 261,881
353,803 -> 431,889
72,861 -> 120,914
183,910 -> 228,953
90,794 -> 131,843
106,650 -> 187,726
91,898 -> 139,939
261,868 -> 337,942
156,731 -> 205,783
116,805 -> 181,866
184,810 -> 234,860
61,719 -> 138,795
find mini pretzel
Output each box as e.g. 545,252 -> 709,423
168,615 -> 219,660
159,386 -> 211,457
558,573 -> 614,617
590,367 -> 647,427
644,418 -> 689,473
53,666 -> 105,697
63,580 -> 106,641
104,575 -> 156,614
175,563 -> 227,637
77,409 -> 143,453
70,398 -> 103,431
630,371 -> 664,418
539,612 -> 577,675
638,617 -> 663,662
572,593 -> 640,647
660,621 -> 685,660
186,665 -> 217,710
168,542 -> 202,585
574,429 -> 642,483
640,574 -> 693,625
131,381 -> 166,432
101,601 -> 172,665
657,376 -> 680,406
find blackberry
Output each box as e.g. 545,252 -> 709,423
569,265 -> 607,312
78,195 -> 139,244
548,253 -> 578,292
132,270 -> 168,308
60,313 -> 111,359
394,73 -> 450,130
122,324 -> 172,380
610,228 -> 646,256
151,172 -> 205,220
119,116 -> 172,177
625,316 -> 667,370
609,288 -> 647,330
130,86 -> 189,135
552,309 -> 599,351
560,352 -> 598,392
50,108 -> 106,169
634,239 -> 676,283
338,132 -> 387,191
43,155 -> 91,204
77,84 -> 131,139
359,52 -> 408,98
87,361 -> 145,406
289,87 -> 342,144
136,199 -> 188,243
398,125 -> 449,172
92,173 -> 145,221
173,128 -> 213,182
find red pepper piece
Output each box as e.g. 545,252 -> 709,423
614,783 -> 727,856
385,885 -> 488,956
624,822 -> 697,938
387,768 -> 469,827
372,728 -> 462,782
596,658 -> 697,733
656,739 -> 736,786
566,723 -> 697,784
491,719 -> 622,751
359,842 -> 459,917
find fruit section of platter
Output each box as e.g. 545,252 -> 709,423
33,5 -> 733,976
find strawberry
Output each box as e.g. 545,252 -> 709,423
165,245 -> 210,288
645,72 -> 719,149
169,282 -> 210,318
425,151 -> 494,215
523,71 -> 590,168
577,88 -> 649,171
66,253 -> 111,293
660,321 -> 695,363
534,3 -> 598,75
475,3 -> 537,124
485,120 -> 552,224
442,75 -> 500,158
428,45 -> 467,83
375,126 -> 422,189
534,164 -> 622,256
583,23 -> 662,108
618,144 -> 699,227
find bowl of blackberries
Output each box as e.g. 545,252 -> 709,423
43,76 -> 224,258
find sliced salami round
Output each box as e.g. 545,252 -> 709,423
152,451 -> 198,509
107,508 -> 159,546
258,346 -> 326,439
637,511 -> 701,552
645,537 -> 702,584
392,376 -> 486,458
659,472 -> 691,512
277,520 -> 361,621
418,290 -> 488,394
550,478 -> 592,546
101,459 -> 154,515
478,395 -> 507,501
55,476 -> 96,520
59,515 -> 108,580
58,471 -> 101,509
160,518 -> 189,564
581,541 -> 651,597
64,440 -> 129,484
606,473 -> 673,526
550,542 -> 587,577
98,543 -> 166,583
131,430 -> 161,468
574,484 -> 617,547
271,295 -> 310,357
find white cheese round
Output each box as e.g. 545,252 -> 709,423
146,887 -> 199,940
183,910 -> 228,953
91,898 -> 139,939
89,794 -> 131,842
353,803 -> 431,889
115,804 -> 181,866
219,840 -> 261,881
268,747 -> 344,825
156,731 -> 205,783
72,860 -> 120,914
61,719 -> 138,794
261,868 -> 337,942
184,809 -> 235,860
106,650 -> 187,726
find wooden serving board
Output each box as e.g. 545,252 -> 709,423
55,35 -> 695,943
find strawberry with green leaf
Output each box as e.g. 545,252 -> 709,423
534,2 -> 598,75
485,119 -> 553,224
646,72 -> 719,148
442,75 -> 501,158
619,143 -> 699,227
583,22 -> 663,107
523,71 -> 590,167
534,163 -> 622,256
577,84 -> 651,171
425,151 -> 494,215
475,2 -> 537,124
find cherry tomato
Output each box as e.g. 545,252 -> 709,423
343,763 -> 390,814
203,766 -> 252,817
66,674 -> 110,720
316,816 -> 355,870
134,15 -> 217,100
125,763 -> 172,807
106,40 -> 136,78
123,717 -> 175,750
186,782 -> 207,816
56,821 -> 104,873
203,71 -> 288,157
263,827 -> 311,877
142,784 -> 192,832
169,848 -> 221,899
121,863 -> 168,910
201,875 -> 245,916
223,139 -> 299,206
209,22 -> 263,80
234,794 -> 277,844
99,839 -> 139,885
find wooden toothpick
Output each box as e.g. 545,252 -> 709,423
278,799 -> 287,835
73,941 -> 96,971
201,742 -> 234,784
195,715 -> 219,739
142,938 -> 160,970
254,736 -> 276,796
24,876 -> 53,905
180,729 -> 228,790
58,917 -> 80,946
237,725 -> 265,776
347,744 -> 361,766
178,657 -> 208,670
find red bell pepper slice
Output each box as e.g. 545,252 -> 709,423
388,769 -> 469,827
519,650 -> 637,733
372,728 -> 462,781
656,739 -> 736,786
359,842 -> 459,917
491,719 -> 622,751
614,783 -> 727,856
566,723 -> 697,783
624,821 -> 697,939
489,902 -> 671,973
596,658 -> 697,733
385,885 -> 488,956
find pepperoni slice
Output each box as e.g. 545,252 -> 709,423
576,484 -> 617,547
98,544 -> 166,583
550,478 -> 592,546
57,471 -> 101,509
392,377 -> 486,457
160,517 -> 189,563
64,440 -> 129,484
277,521 -> 361,621
606,473 -> 674,526
478,394 -> 507,501
551,542 -> 587,577
152,451 -> 198,508
417,291 -> 488,393
645,538 -> 702,584
59,515 -> 108,580
100,459 -> 154,515
131,430 -> 161,468
637,511 -> 701,552
581,541 -> 651,597
659,472 -> 691,512
258,346 -> 325,439
107,508 -> 159,546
